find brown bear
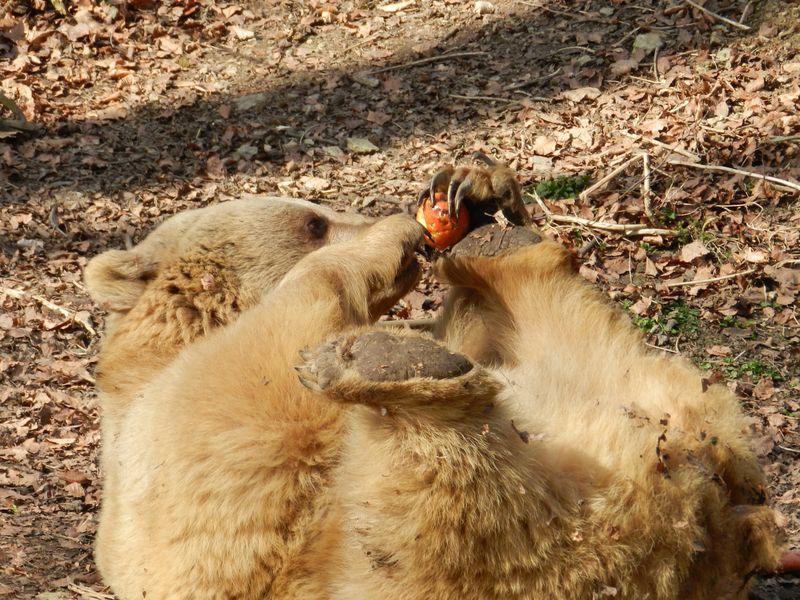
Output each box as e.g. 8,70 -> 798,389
299,240 -> 782,599
87,172 -> 782,599
85,196 -> 423,599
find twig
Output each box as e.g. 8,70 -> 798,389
778,445 -> 800,455
377,318 -> 435,330
684,0 -> 751,30
513,1 -> 573,18
740,1 -> 753,23
622,132 -> 700,161
504,67 -> 562,92
578,238 -> 599,257
641,153 -> 653,221
579,154 -> 641,203
615,26 -> 641,48
547,215 -> 673,236
667,159 -> 800,194
366,52 -> 487,75
645,341 -> 679,354
765,135 -> 800,144
530,191 -> 675,237
450,94 -> 517,103
1,287 -> 97,336
663,269 -> 756,288
66,584 -> 114,600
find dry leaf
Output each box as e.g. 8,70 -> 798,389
532,136 -> 557,155
680,241 -> 709,263
561,87 -> 601,102
742,248 -> 768,264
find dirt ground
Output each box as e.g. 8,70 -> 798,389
1,0 -> 798,598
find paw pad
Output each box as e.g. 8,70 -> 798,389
297,331 -> 473,391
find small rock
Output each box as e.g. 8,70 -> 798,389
633,32 -> 663,53
351,72 -> 380,88
347,137 -> 379,154
323,146 -> 344,158
475,1 -> 495,15
233,93 -> 270,112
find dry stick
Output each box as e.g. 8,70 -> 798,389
530,191 -> 675,237
504,67 -> 562,92
663,269 -> 756,288
579,154 -> 641,203
450,94 -> 518,103
377,318 -> 435,330
641,153 -> 653,221
740,1 -> 754,23
668,159 -> 800,194
1,287 -> 97,336
66,584 -> 114,600
684,0 -> 751,30
645,341 -> 679,354
365,51 -> 487,75
622,132 -> 700,161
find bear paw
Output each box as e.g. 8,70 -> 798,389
295,331 -> 495,413
297,331 -> 472,389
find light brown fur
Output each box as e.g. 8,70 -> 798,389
88,197 -> 781,599
85,196 -> 412,599
315,242 -> 781,599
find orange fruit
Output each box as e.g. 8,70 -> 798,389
415,191 -> 470,251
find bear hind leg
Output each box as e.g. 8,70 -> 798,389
296,330 -> 501,418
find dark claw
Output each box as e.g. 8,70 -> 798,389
417,187 -> 430,206
447,179 -> 463,216
430,171 -> 451,206
453,180 -> 473,216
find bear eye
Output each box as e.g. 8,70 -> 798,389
305,216 -> 328,240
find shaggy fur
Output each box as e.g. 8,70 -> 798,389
87,196 -> 781,599
85,196 -> 389,598
312,242 -> 781,599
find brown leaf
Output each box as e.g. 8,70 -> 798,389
742,248 -> 768,264
561,87 -> 601,103
604,256 -> 631,275
706,345 -> 731,357
63,482 -> 85,498
752,377 -> 776,401
58,470 -> 90,485
610,59 -> 639,76
532,136 -> 557,156
745,76 -> 765,93
680,240 -> 709,263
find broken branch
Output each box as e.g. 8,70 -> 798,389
684,0 -> 751,30
579,154 -> 641,203
366,52 -> 487,75
1,287 -> 97,336
663,269 -> 756,288
668,159 -> 800,194
530,191 -> 675,237
377,318 -> 435,331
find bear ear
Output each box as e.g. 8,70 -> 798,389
84,249 -> 160,312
